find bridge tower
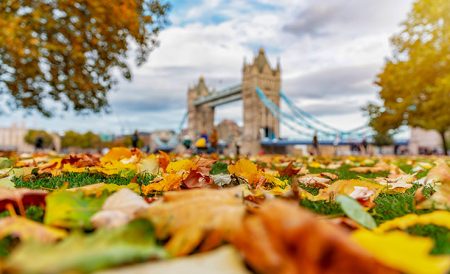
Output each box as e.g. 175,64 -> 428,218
242,48 -> 281,154
187,77 -> 215,136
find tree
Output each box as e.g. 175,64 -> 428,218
24,130 -> 53,148
367,0 -> 450,154
0,0 -> 169,116
61,130 -> 102,149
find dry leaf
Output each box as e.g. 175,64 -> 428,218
0,217 -> 67,243
232,199 -> 398,274
137,187 -> 246,256
91,188 -> 149,228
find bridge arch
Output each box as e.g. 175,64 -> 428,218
187,48 -> 281,154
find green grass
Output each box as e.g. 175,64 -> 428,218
308,164 -> 389,180
299,199 -> 344,216
0,206 -> 45,222
13,172 -> 155,190
370,185 -> 433,224
407,225 -> 450,255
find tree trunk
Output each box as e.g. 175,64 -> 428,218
440,131 -> 448,156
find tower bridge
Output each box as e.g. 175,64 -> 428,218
187,48 -> 280,154
184,48 -> 392,155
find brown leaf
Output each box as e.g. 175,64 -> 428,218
136,187 -> 246,256
231,200 -> 399,274
0,187 -> 47,213
278,162 -> 301,177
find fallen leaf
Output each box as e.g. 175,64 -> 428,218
309,180 -> 383,208
0,187 -> 47,213
352,230 -> 450,274
375,174 -> 415,192
336,195 -> 377,230
350,161 -> 390,173
228,159 -> 265,187
137,187 -> 246,256
67,183 -> 140,197
101,147 -> 133,162
298,174 -> 331,188
6,220 -> 167,274
91,188 -> 149,228
138,155 -> 159,174
375,211 -> 450,232
0,158 -> 12,169
96,245 -> 251,274
277,162 -> 301,177
416,161 -> 450,209
44,190 -> 106,229
182,170 -> 212,189
211,174 -> 233,186
142,173 -> 184,194
0,216 -> 67,243
232,199 -> 398,274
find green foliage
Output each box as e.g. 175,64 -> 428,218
336,195 -> 377,229
0,0 -> 169,116
6,220 -> 167,273
24,130 -> 53,148
372,132 -> 394,147
210,162 -> 229,175
44,190 -> 107,229
61,130 -> 102,149
367,0 -> 450,153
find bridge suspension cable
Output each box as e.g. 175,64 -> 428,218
177,111 -> 188,133
255,87 -> 373,141
279,91 -> 370,136
255,87 -> 336,140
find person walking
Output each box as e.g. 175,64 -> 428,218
361,138 -> 368,155
312,133 -> 320,156
34,136 -> 44,151
131,130 -> 140,149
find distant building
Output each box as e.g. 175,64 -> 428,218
0,123 -> 33,152
216,119 -> 241,144
409,127 -> 445,154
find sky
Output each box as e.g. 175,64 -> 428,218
2,0 -> 414,138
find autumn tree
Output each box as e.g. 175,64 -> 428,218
24,129 -> 54,148
61,130 -> 101,149
0,0 -> 169,116
367,0 -> 450,154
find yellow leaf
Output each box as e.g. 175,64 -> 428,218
141,174 -> 183,194
310,180 -> 383,208
352,230 -> 450,274
101,147 -> 132,162
375,211 -> 450,232
137,187 -> 246,256
0,217 -> 67,243
166,159 -> 195,173
98,161 -> 137,176
309,161 -> 322,168
228,159 -> 264,186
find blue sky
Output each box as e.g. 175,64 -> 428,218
1,0 -> 414,137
